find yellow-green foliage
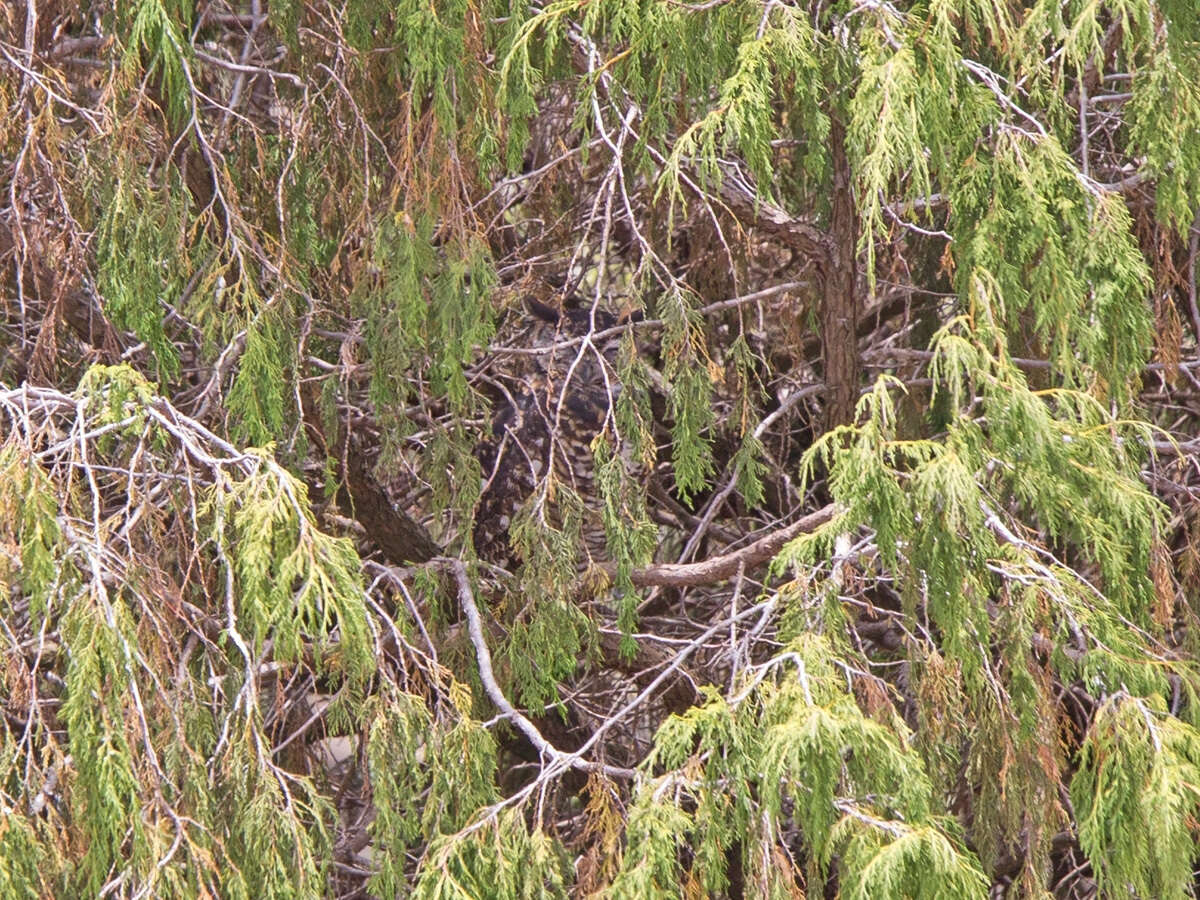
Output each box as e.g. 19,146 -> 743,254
0,370 -> 383,897
4,0 -> 1200,896
1073,696 -> 1200,899
368,683 -> 501,897
412,810 -> 571,899
220,457 -> 375,682
614,636 -> 988,897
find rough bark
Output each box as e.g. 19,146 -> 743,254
607,503 -> 836,587
299,384 -> 441,564
821,119 -> 861,431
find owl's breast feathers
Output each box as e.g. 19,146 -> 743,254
472,300 -> 629,565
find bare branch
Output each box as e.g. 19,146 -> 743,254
444,559 -> 636,780
609,504 -> 838,587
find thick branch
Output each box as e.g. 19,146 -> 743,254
610,504 -> 837,588
717,172 -> 835,263
299,383 -> 441,564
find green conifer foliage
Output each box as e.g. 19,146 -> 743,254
3,0 -> 1200,897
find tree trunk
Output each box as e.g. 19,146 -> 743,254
821,120 -> 861,431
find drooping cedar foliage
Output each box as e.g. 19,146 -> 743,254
2,1 -> 1200,897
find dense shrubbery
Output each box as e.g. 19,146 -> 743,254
2,1 -> 1200,896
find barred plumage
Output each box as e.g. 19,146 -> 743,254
473,297 -> 628,568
